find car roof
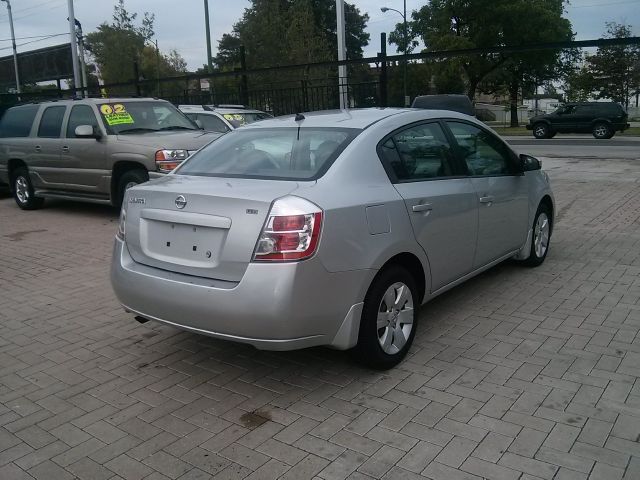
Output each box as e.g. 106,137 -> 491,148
13,97 -> 170,108
242,108 -> 474,130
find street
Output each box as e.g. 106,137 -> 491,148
505,136 -> 640,160
1,149 -> 640,480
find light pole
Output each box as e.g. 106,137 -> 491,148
336,0 -> 348,109
70,18 -> 88,97
381,2 -> 408,106
204,0 -> 214,101
1,0 -> 21,94
66,0 -> 82,97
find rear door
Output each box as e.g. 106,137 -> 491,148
379,121 -> 478,291
60,105 -> 107,192
29,105 -> 67,189
445,121 -> 529,268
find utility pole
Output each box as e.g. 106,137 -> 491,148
336,0 -> 348,109
72,18 -> 88,97
66,0 -> 82,97
1,0 -> 21,94
403,0 -> 408,106
204,0 -> 214,102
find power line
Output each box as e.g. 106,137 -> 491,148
567,0 -> 639,8
0,33 -> 67,51
0,33 -> 67,42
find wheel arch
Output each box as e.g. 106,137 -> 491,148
111,161 -> 149,201
376,252 -> 428,305
7,158 -> 28,188
539,194 -> 554,234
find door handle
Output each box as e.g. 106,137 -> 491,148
62,146 -> 70,153
34,145 -> 41,152
479,195 -> 494,204
412,203 -> 433,213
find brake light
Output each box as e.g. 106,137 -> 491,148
253,197 -> 323,262
116,207 -> 126,241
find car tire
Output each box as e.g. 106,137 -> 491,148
523,203 -> 552,267
353,265 -> 419,370
592,122 -> 611,139
116,169 -> 149,208
533,123 -> 550,139
12,167 -> 44,210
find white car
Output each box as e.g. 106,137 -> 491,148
179,105 -> 272,133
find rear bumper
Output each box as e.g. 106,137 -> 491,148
525,124 -> 533,130
110,238 -> 375,350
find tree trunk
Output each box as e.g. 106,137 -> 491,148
467,79 -> 477,102
509,78 -> 519,128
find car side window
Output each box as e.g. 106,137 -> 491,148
38,106 -> 66,138
67,105 -> 99,138
447,121 -> 515,176
199,114 -> 230,133
380,122 -> 456,182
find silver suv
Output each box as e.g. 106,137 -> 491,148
0,98 -> 221,209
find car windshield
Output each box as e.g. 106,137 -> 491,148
176,127 -> 359,180
219,112 -> 272,127
98,101 -> 197,134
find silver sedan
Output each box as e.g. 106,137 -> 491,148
111,108 -> 554,369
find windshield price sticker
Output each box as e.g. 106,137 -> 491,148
223,113 -> 246,124
100,104 -> 135,126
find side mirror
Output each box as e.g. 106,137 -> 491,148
520,154 -> 541,172
75,124 -> 102,139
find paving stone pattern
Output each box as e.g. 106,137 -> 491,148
1,156 -> 640,479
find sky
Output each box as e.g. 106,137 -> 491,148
1,0 -> 639,71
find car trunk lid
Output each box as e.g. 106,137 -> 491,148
124,175 -> 301,281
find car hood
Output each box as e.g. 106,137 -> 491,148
116,130 -> 222,149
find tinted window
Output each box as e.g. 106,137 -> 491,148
177,127 -> 358,180
381,123 -> 456,181
447,122 -> 514,176
38,106 -> 66,138
67,105 -> 99,137
0,105 -> 39,137
198,114 -> 230,133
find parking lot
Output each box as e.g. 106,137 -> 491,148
2,154 -> 640,480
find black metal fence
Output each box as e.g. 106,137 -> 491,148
2,35 -> 639,117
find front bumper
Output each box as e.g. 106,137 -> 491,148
110,238 -> 375,350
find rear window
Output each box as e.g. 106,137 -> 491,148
176,127 -> 359,180
0,105 -> 39,137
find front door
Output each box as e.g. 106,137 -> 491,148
60,105 -> 107,193
378,121 -> 478,291
446,121 -> 529,268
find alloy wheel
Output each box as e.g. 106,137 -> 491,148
377,282 -> 414,355
534,212 -> 550,258
15,176 -> 29,204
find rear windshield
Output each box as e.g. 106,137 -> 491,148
97,101 -> 197,134
176,127 -> 359,180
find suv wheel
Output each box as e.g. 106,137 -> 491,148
592,122 -> 612,139
12,168 -> 44,210
353,265 -> 418,369
116,169 -> 149,208
533,123 -> 550,139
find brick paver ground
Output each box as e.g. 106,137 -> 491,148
2,155 -> 640,480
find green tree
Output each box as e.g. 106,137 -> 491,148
480,1 -> 575,126
85,0 -> 156,86
214,0 -> 369,69
579,22 -> 640,108
391,0 -> 574,114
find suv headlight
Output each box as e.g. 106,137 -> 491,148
155,149 -> 188,173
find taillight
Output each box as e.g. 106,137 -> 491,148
253,197 -> 323,262
116,207 -> 126,241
